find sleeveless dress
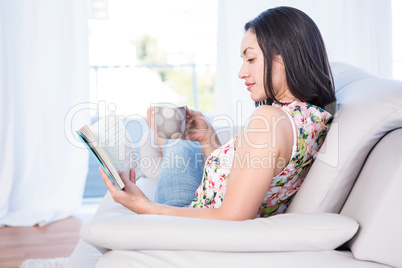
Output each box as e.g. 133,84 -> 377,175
190,101 -> 333,217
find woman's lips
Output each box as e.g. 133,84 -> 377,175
245,82 -> 255,91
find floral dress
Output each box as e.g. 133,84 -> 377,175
190,101 -> 333,217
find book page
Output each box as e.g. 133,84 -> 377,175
89,113 -> 143,181
77,126 -> 125,189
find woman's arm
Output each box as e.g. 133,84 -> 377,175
101,167 -> 224,219
102,106 -> 293,221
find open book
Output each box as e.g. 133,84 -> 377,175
77,114 -> 142,190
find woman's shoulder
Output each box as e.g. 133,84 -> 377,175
241,104 -> 294,147
247,104 -> 294,128
251,103 -> 288,118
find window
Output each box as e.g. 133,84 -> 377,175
83,0 -> 218,198
88,0 -> 218,116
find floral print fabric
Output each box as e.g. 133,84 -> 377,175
190,101 -> 333,217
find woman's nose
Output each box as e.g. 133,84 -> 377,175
238,64 -> 249,79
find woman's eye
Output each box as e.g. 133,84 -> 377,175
247,58 -> 255,63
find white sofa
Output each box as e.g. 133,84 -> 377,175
66,62 -> 402,268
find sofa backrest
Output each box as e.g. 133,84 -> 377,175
340,128 -> 402,268
287,62 -> 402,213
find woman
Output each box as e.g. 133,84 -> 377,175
100,6 -> 336,220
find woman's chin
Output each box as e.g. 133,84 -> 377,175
250,92 -> 269,103
251,96 -> 268,103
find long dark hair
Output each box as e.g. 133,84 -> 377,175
245,6 -> 336,110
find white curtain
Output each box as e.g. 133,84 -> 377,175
0,0 -> 90,226
214,0 -> 392,121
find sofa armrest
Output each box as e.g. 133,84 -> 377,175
81,212 -> 358,253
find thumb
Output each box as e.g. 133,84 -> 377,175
186,106 -> 195,116
118,171 -> 130,184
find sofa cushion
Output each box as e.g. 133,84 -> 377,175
340,128 -> 402,268
287,62 -> 402,214
80,208 -> 358,253
97,250 -> 387,268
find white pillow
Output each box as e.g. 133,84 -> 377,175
81,212 -> 358,252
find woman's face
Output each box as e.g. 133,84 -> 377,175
238,29 -> 288,102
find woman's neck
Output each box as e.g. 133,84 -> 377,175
274,88 -> 300,103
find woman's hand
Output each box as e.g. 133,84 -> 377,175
182,107 -> 211,143
183,107 -> 221,156
100,167 -> 151,214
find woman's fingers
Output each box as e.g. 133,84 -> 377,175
129,168 -> 136,183
146,106 -> 156,128
118,171 -> 134,188
100,167 -> 117,193
100,167 -> 135,192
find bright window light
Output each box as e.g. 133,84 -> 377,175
88,0 -> 218,117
